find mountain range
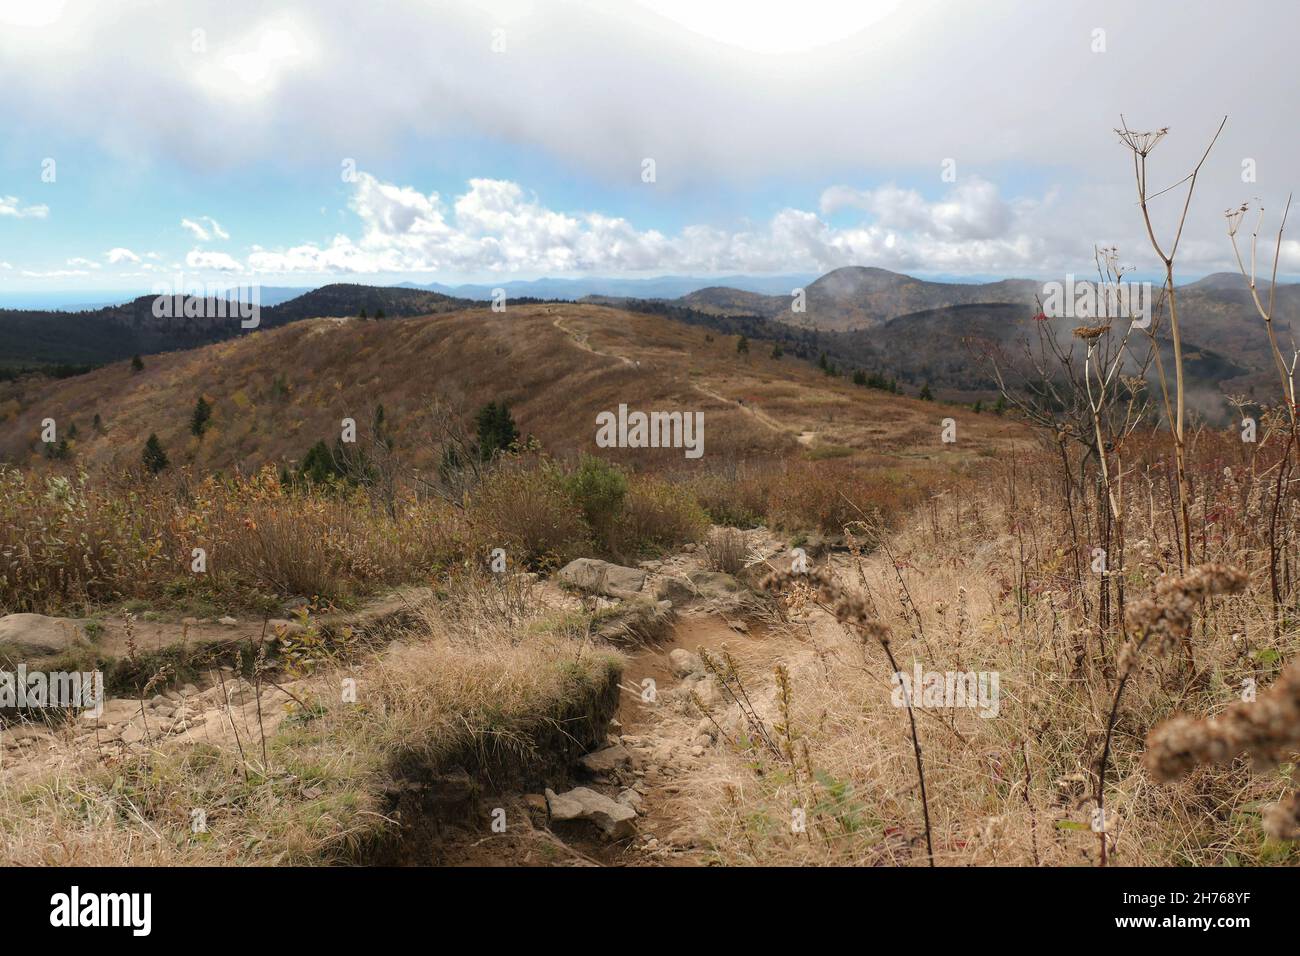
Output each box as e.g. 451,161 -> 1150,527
2,267 -> 1293,414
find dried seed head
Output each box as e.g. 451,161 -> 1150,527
1125,563 -> 1247,657
1144,657 -> 1300,783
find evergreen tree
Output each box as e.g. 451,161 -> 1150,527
994,395 -> 1007,416
770,342 -> 783,360
142,434 -> 169,474
375,308 -> 385,320
359,308 -> 368,320
298,440 -> 340,485
736,335 -> 749,356
190,396 -> 212,438
919,382 -> 934,401
476,401 -> 519,460
131,355 -> 144,373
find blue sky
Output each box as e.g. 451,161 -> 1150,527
3,0 -> 1299,295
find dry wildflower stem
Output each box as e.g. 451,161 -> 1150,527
1094,563 -> 1247,864
761,565 -> 934,865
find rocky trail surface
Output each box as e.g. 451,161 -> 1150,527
0,532 -> 817,866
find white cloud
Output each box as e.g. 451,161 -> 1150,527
66,257 -> 101,269
232,171 -> 1073,278
181,216 -> 229,241
185,248 -> 243,271
106,247 -> 141,264
0,195 -> 49,218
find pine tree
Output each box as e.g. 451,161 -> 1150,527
142,434 -> 169,474
476,401 -> 519,460
919,382 -> 934,401
190,396 -> 212,438
770,342 -> 783,360
736,335 -> 749,356
131,355 -> 144,373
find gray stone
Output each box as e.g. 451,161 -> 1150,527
557,558 -> 647,598
545,787 -> 637,839
580,743 -> 633,775
668,648 -> 703,678
686,571 -> 742,596
653,576 -> 696,603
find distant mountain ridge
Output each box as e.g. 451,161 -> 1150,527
2,267 -> 1295,414
0,284 -> 476,369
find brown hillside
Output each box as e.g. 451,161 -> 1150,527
0,304 -> 1023,475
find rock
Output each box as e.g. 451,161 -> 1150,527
0,613 -> 87,657
580,743 -> 633,775
149,694 -> 167,708
218,616 -> 238,626
181,683 -> 199,697
668,648 -> 703,678
591,597 -> 674,646
524,793 -> 549,815
682,543 -> 698,553
803,533 -> 848,558
557,558 -> 648,598
120,723 -> 146,745
653,576 -> 696,603
545,787 -> 637,839
617,789 -> 644,811
687,571 -> 742,596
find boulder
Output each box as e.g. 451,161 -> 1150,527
545,786 -> 637,839
653,576 -> 696,603
591,598 -> 674,646
580,743 -> 633,775
558,558 -> 647,598
0,613 -> 88,658
686,571 -> 742,596
668,648 -> 703,678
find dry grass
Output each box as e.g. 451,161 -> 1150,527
0,578 -> 622,865
668,445 -> 1300,866
704,527 -> 749,575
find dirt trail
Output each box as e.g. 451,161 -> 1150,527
550,308 -> 806,444
551,313 -> 635,367
612,612 -> 770,863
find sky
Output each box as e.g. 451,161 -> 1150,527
2,0 -> 1300,295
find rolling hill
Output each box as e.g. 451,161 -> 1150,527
0,284 -> 476,370
0,302 -> 1023,476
